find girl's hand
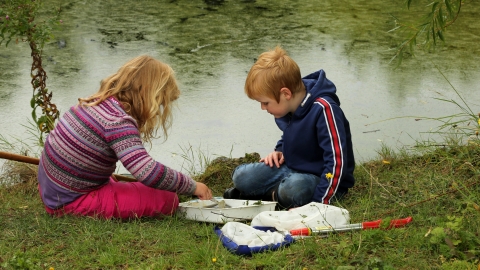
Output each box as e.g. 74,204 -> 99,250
260,151 -> 284,168
194,182 -> 212,200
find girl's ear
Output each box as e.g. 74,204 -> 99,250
280,87 -> 293,100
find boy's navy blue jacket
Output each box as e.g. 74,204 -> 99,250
274,69 -> 355,204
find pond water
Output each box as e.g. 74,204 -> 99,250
1,0 -> 479,174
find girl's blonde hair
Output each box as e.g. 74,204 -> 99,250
245,46 -> 303,102
79,55 -> 180,143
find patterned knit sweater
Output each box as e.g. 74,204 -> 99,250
38,97 -> 197,209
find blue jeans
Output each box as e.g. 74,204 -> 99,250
232,162 -> 321,208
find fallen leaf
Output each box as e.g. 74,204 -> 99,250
424,227 -> 432,237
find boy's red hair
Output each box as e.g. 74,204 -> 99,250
245,46 -> 303,102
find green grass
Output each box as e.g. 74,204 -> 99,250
1,141 -> 479,269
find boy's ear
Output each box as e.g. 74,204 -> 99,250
280,87 -> 293,100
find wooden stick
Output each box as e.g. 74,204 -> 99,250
0,151 -> 136,182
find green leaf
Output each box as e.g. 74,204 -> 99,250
38,115 -> 48,124
432,27 -> 436,44
451,239 -> 462,246
31,108 -> 37,122
429,227 -> 446,244
445,0 -> 453,17
407,0 -> 413,9
438,7 -> 445,30
380,218 -> 392,229
438,30 -> 445,42
431,2 -> 439,13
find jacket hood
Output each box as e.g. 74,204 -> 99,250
295,70 -> 340,117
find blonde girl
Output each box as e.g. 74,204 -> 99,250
38,55 -> 212,219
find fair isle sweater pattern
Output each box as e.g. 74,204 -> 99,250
41,97 -> 196,200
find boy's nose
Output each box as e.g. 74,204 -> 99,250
260,103 -> 266,110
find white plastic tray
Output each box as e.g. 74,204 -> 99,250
177,197 -> 277,224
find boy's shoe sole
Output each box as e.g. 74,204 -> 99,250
223,188 -> 241,199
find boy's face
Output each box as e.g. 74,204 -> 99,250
255,94 -> 290,118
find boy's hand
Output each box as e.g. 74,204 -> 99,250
194,182 -> 213,200
260,151 -> 284,168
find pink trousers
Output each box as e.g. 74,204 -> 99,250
43,178 -> 179,219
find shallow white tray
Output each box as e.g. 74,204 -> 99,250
177,197 -> 277,224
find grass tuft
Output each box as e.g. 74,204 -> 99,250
191,152 -> 260,196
